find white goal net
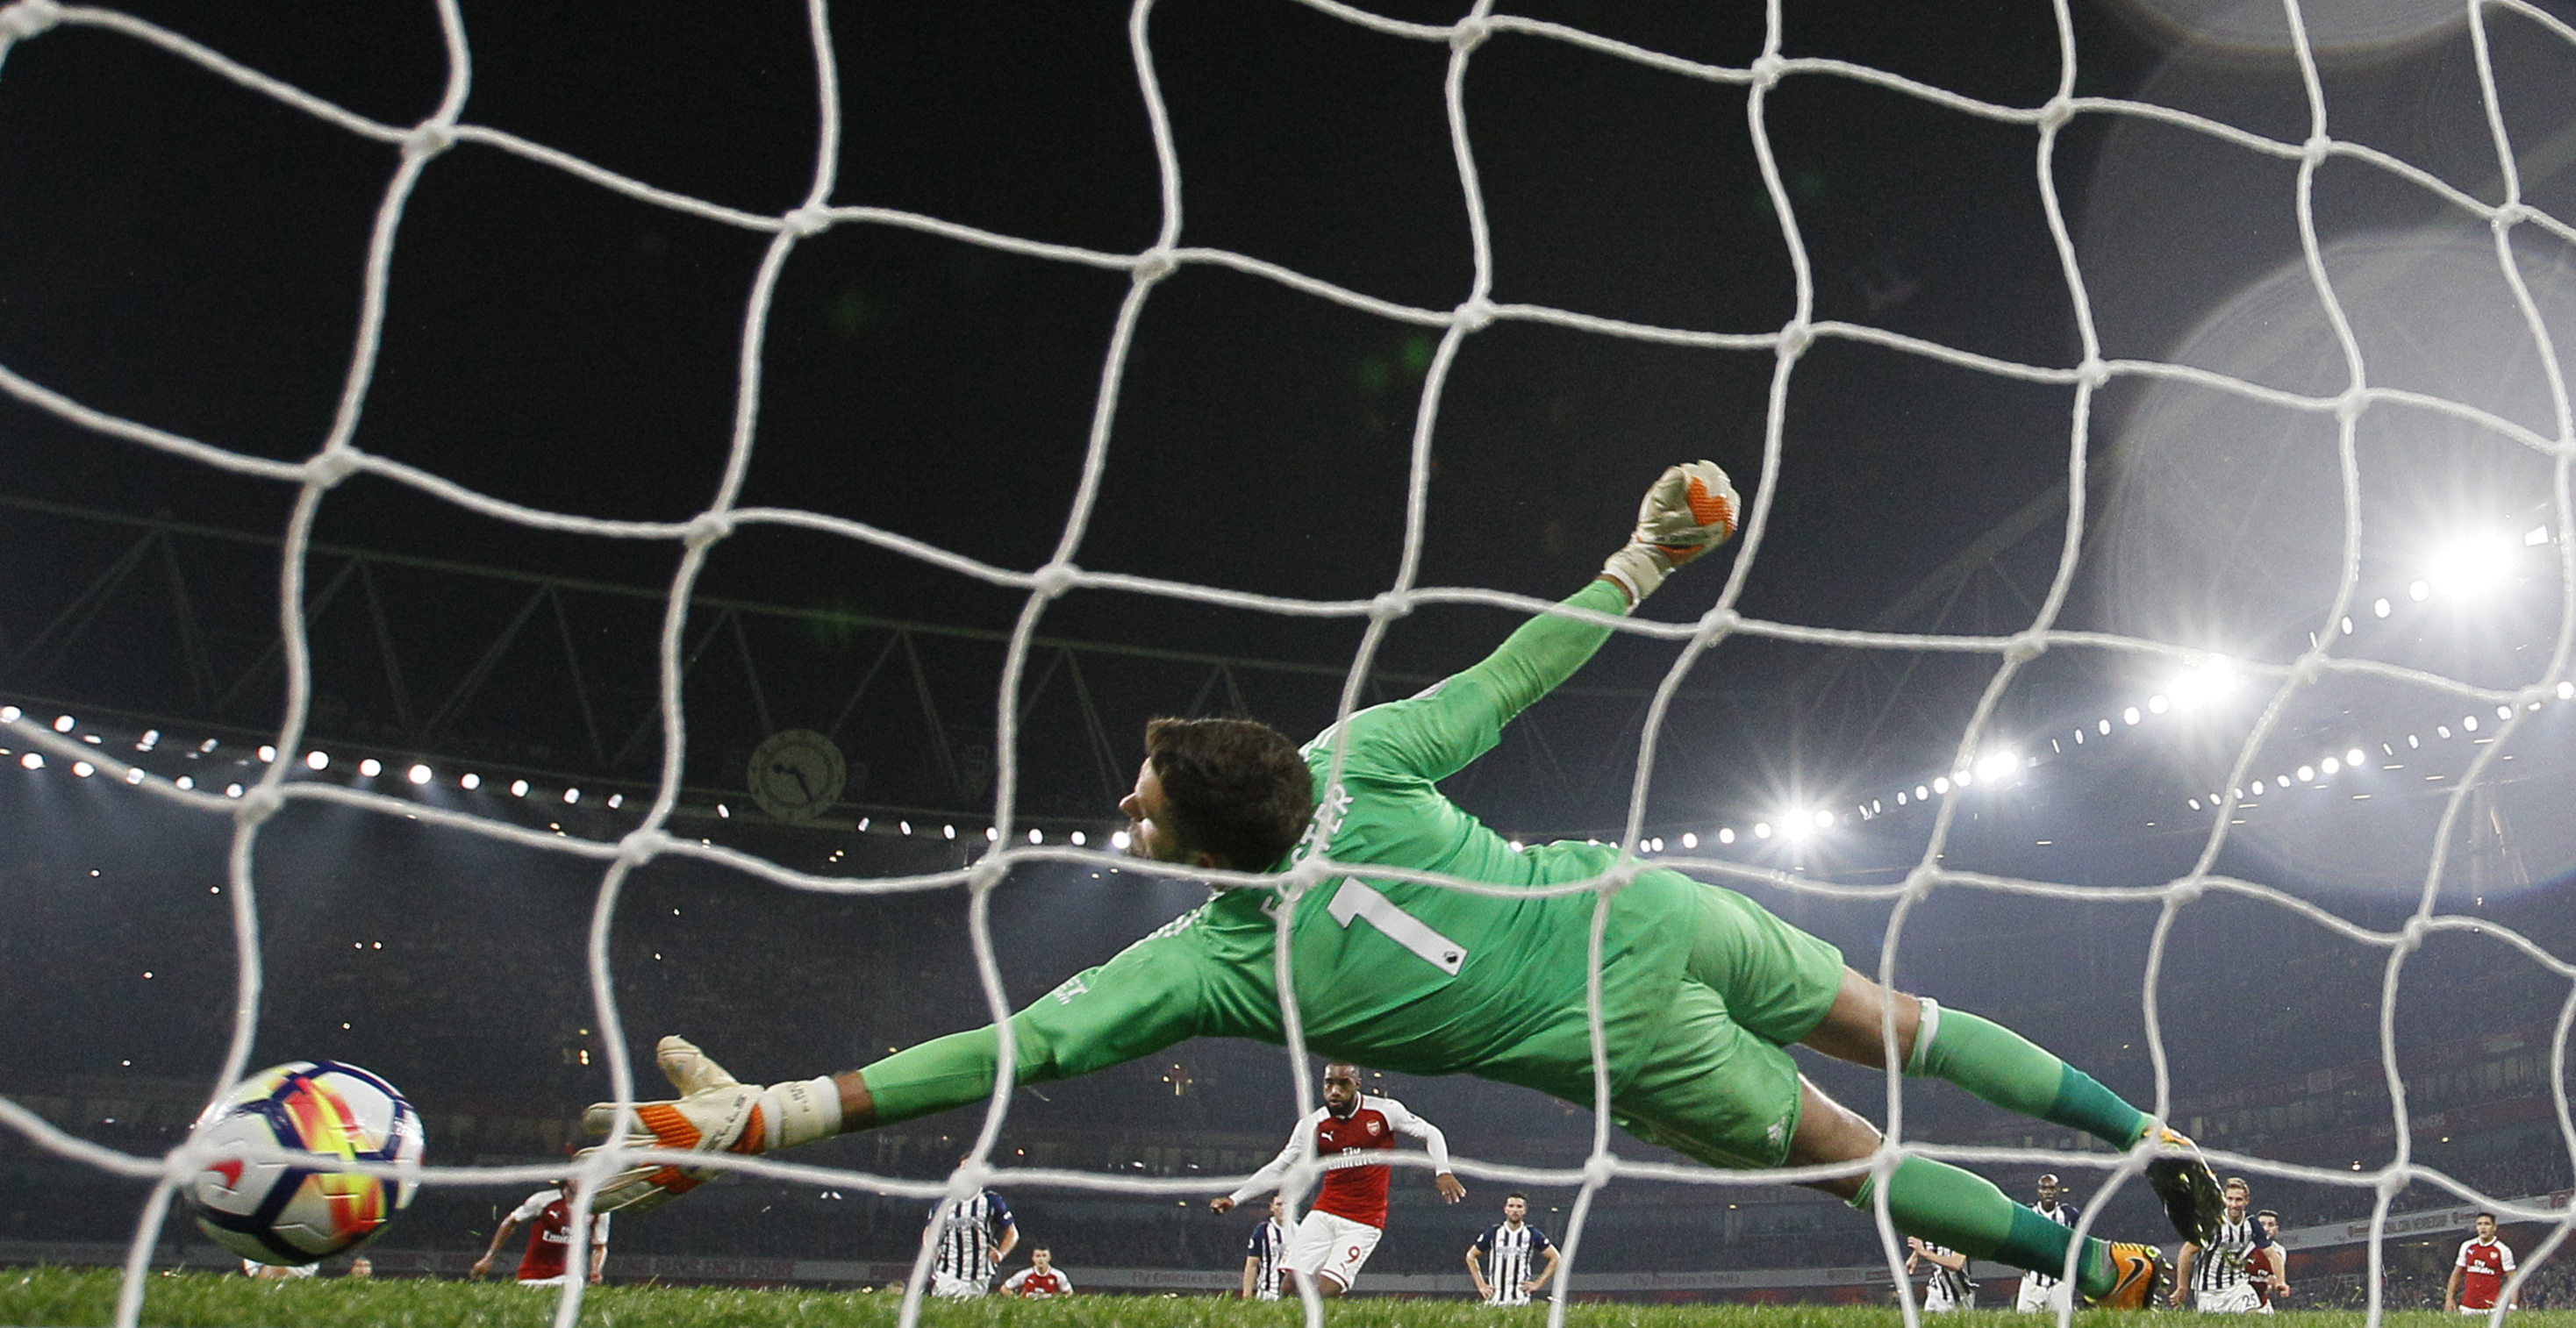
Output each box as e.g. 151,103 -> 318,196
1,2 -> 2572,1326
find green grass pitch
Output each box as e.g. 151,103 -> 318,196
4,1268 -> 2568,1328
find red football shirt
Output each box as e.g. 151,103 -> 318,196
1229,1094 -> 1452,1230
2456,1236 -> 2516,1310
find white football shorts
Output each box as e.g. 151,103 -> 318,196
1284,1210 -> 1382,1292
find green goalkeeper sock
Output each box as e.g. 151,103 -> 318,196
1907,1001 -> 2149,1150
1851,1155 -> 2114,1296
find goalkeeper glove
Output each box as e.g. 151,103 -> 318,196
1598,460 -> 1739,604
576,1035 -> 841,1212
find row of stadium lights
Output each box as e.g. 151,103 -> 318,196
4,531 -> 2560,854
0,708 -> 630,810
1606,527 -> 2568,853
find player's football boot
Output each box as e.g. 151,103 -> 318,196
576,1036 -> 841,1212
2143,1124 -> 2225,1246
2086,1242 -> 2167,1310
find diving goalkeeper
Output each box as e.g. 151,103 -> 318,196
582,462 -> 2215,1309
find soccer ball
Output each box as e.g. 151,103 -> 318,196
182,1060 -> 425,1266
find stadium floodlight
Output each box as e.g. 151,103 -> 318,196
1780,817 -> 1809,842
2463,715 -> 2479,732
18,753 -> 39,770
2252,779 -> 2267,794
1974,750 -> 2019,782
305,751 -> 329,771
563,788 -> 580,804
2298,765 -> 2315,782
2560,682 -> 2574,700
509,779 -> 530,796
2437,725 -> 2452,738
2339,616 -> 2354,635
358,758 -> 382,777
1070,830 -> 1084,846
73,761 -> 94,777
2496,703 -> 2514,719
1681,832 -> 1699,849
225,783 -> 243,798
716,802 -> 730,818
2321,758 -> 2340,775
608,793 -> 623,809
2122,705 -> 2143,725
258,745 -> 276,762
0,705 -> 17,723
406,763 -> 433,786
2347,747 -> 2366,765
1897,790 -> 1909,805
1028,828 -> 1042,844
175,775 -> 193,790
2372,597 -> 2391,618
1754,822 -> 1773,839
1954,769 -> 1974,789
2409,578 -> 2431,602
1813,809 -> 1835,829
459,772 -> 481,789
2098,718 -> 2112,734
53,714 -> 75,733
124,768 -> 144,785
943,824 -> 956,839
1110,829 -> 1129,850
1932,776 -> 1951,795
199,739 -> 218,753
1718,827 -> 1736,845
2428,532 -> 2516,597
138,730 -> 159,750
2148,693 -> 2170,714
2527,525 -> 2552,546
1914,784 -> 1929,799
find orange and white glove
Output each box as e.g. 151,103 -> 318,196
1598,461 -> 1739,605
577,1036 -> 840,1212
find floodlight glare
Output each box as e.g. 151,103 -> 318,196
2409,579 -> 2431,602
563,788 -> 581,804
2372,597 -> 2391,618
2148,694 -> 2170,714
18,753 -> 39,770
2560,682 -> 2574,700
2526,525 -> 2552,546
73,761 -> 94,778
175,775 -> 193,790
1754,822 -> 1774,839
359,758 -> 382,777
2321,758 -> 2340,775
2122,706 -> 2142,725
2346,747 -> 2366,765
1813,809 -> 1835,829
258,745 -> 276,762
511,778 -> 531,796
305,751 -> 329,771
1110,829 -> 1129,849
0,705 -> 18,722
406,763 -> 433,785
1914,784 -> 1929,799
1933,776 -> 1951,795
1682,832 -> 1699,849
1974,751 -> 2019,781
1028,828 -> 1042,844
2297,765 -> 2315,782
124,768 -> 144,785
1718,827 -> 1736,845
2428,533 -> 2515,597
53,715 -> 75,733
1070,830 -> 1086,846
460,772 -> 481,789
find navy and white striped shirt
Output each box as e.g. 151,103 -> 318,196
1471,1222 -> 1555,1306
929,1190 -> 1013,1285
1245,1217 -> 1287,1300
2192,1216 -> 2262,1293
2026,1200 -> 2079,1289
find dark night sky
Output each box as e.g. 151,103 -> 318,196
4,0 -> 2576,1274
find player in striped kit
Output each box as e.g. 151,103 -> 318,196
2014,1174 -> 2079,1313
1909,1237 -> 1975,1311
1466,1192 -> 1559,1306
1241,1195 -> 1289,1300
926,1181 -> 1017,1299
1208,1061 -> 1463,1296
2172,1176 -> 2270,1312
584,463 -> 2219,1311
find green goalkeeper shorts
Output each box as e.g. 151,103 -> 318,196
1608,875 -> 1845,1169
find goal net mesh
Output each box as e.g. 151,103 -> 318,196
1,1 -> 2572,1324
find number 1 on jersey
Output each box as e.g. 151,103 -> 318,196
1326,879 -> 1467,975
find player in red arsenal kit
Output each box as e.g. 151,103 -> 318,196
1207,1061 -> 1463,1296
2448,1212 -> 2518,1313
1000,1246 -> 1073,1297
470,1182 -> 611,1286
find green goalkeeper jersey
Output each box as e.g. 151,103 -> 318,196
861,578 -> 1698,1123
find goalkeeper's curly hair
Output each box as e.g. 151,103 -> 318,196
1143,717 -> 1314,870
